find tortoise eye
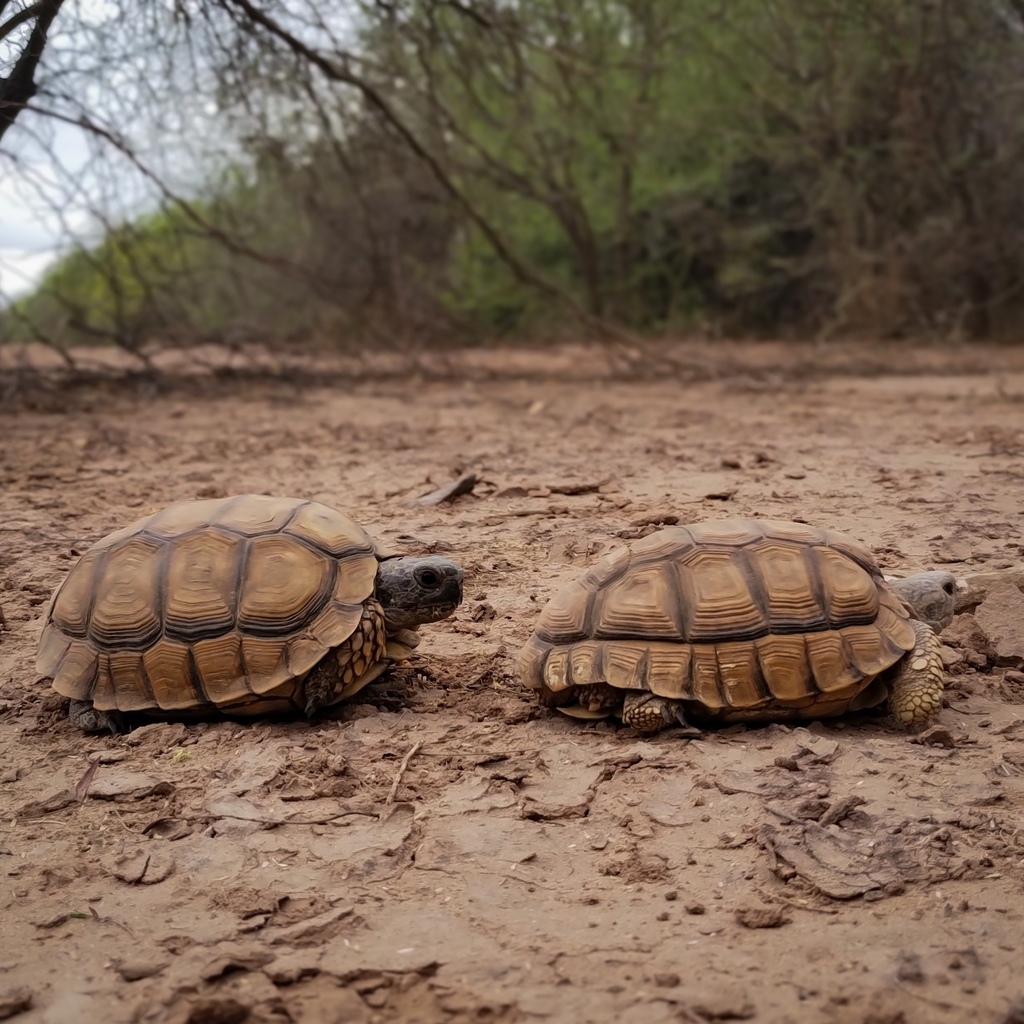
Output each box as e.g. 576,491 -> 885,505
417,569 -> 440,588
943,581 -> 954,596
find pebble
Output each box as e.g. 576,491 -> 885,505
116,960 -> 168,982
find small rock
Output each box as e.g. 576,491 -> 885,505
101,849 -> 176,885
0,987 -> 32,1021
910,726 -> 955,749
89,772 -> 174,801
664,890 -> 678,901
117,959 -> 168,982
185,998 -> 250,1024
735,905 -> 789,929
685,903 -> 706,915
200,950 -> 275,982
1006,670 -> 1024,685
997,999 -> 1024,1024
689,991 -> 756,1020
212,886 -> 283,919
124,722 -> 188,750
976,582 -> 1024,662
654,973 -> 681,988
939,645 -> 965,670
774,756 -> 801,771
896,953 -> 925,984
933,537 -> 973,564
942,613 -> 991,658
470,602 -> 496,622
795,733 -> 840,763
102,851 -> 149,884
263,905 -> 353,946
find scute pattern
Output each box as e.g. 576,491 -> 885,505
518,518 -> 918,723
39,495 -> 381,715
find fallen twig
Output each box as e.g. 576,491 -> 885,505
75,761 -> 99,802
386,741 -> 423,805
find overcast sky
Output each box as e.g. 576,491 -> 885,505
0,110 -> 94,299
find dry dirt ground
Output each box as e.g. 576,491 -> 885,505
3,343 -> 1024,1024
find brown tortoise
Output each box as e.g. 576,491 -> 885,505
518,519 -> 954,732
37,495 -> 463,731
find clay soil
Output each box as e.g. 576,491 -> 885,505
3,342 -> 1024,1024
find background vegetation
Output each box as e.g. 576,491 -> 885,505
4,0 -> 1024,350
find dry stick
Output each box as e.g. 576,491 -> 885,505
386,741 -> 423,805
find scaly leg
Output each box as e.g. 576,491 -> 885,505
304,600 -> 387,716
622,692 -> 690,733
888,620 -> 945,727
68,700 -> 124,734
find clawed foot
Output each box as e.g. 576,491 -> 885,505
68,700 -> 124,734
621,692 -> 699,735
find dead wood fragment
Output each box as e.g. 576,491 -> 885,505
386,741 -> 422,804
412,474 -> 477,505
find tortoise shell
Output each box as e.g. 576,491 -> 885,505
36,495 -> 383,717
518,519 -> 918,722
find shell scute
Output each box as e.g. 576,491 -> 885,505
50,640 -> 99,701
745,539 -> 826,632
687,520 -> 766,546
535,580 -> 592,642
240,636 -> 291,694
814,546 -> 879,626
595,563 -> 682,640
193,633 -> 249,704
284,500 -> 375,557
716,641 -> 768,708
646,643 -> 692,700
753,635 -> 811,702
87,536 -> 164,650
604,642 -> 649,690
144,498 -> 226,539
106,651 -> 152,711
237,534 -> 331,635
51,550 -> 103,638
213,495 -> 302,536
143,638 -> 198,710
163,529 -> 240,642
678,547 -> 765,642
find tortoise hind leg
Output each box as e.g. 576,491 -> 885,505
888,620 -> 945,727
69,700 -> 125,734
622,692 -> 691,733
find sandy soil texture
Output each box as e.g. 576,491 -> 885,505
2,345 -> 1024,1024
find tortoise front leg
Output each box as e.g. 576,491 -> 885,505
889,620 -> 945,727
622,692 -> 691,733
68,700 -> 124,734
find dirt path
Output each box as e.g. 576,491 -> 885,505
2,351 -> 1024,1023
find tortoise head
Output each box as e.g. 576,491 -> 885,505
887,571 -> 956,632
374,556 -> 464,631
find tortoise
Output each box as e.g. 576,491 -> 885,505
36,494 -> 463,732
518,519 -> 954,733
